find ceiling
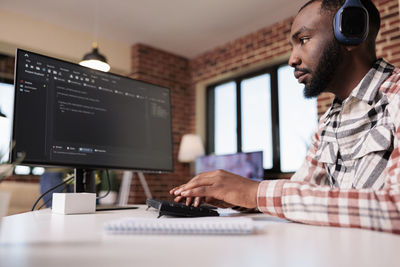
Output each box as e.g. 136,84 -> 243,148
1,0 -> 305,58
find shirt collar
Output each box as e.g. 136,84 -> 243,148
325,58 -> 394,122
347,58 -> 394,104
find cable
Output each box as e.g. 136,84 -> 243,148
33,170 -> 111,210
37,180 -> 69,210
31,174 -> 74,211
96,169 -> 111,200
37,195 -> 52,210
38,178 -> 72,210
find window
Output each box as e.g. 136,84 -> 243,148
278,66 -> 318,172
214,82 -> 237,155
241,74 -> 273,169
207,63 -> 318,174
0,81 -> 46,176
0,81 -> 14,163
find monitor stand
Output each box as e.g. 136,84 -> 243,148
72,168 -> 154,211
96,171 -> 151,211
118,171 -> 153,206
74,168 -> 96,193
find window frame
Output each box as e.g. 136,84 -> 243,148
0,77 -> 13,85
206,61 -> 294,176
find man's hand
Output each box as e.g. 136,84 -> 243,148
169,170 -> 260,209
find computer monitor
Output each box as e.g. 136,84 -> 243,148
195,151 -> 263,180
11,49 -> 173,192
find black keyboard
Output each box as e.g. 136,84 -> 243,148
146,198 -> 219,218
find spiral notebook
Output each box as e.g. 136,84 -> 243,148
103,217 -> 255,235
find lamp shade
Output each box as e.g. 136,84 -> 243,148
178,134 -> 205,163
79,42 -> 110,72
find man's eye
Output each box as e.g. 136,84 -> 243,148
300,37 -> 310,45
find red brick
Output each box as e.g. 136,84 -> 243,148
381,28 -> 399,36
389,18 -> 400,26
381,11 -> 399,21
382,41 -> 400,51
377,0 -> 396,7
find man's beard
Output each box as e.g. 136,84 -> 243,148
303,39 -> 342,98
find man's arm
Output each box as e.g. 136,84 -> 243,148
170,121 -> 328,208
172,157 -> 400,233
171,116 -> 400,233
256,109 -> 400,233
170,119 -> 328,209
171,169 -> 260,208
257,176 -> 400,233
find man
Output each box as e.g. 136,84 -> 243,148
170,0 -> 400,234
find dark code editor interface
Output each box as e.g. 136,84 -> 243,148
13,50 -> 173,171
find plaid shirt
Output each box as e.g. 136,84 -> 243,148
257,59 -> 400,234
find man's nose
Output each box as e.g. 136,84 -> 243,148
288,50 -> 301,68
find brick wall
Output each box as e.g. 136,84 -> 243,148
190,17 -> 293,84
190,17 -> 292,84
0,54 -> 14,81
376,0 -> 400,62
127,44 -> 194,203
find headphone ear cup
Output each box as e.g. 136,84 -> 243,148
333,0 -> 369,45
333,10 -> 342,42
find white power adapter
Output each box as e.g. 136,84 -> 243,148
52,193 -> 96,214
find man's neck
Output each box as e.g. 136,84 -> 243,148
330,56 -> 376,101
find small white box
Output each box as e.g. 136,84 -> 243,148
52,193 -> 96,214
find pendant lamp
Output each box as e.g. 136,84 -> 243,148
79,42 -> 110,72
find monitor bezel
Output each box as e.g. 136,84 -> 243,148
11,48 -> 174,173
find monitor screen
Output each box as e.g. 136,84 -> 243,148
195,151 -> 263,179
11,49 -> 173,173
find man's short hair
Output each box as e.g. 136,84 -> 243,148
299,0 -> 380,55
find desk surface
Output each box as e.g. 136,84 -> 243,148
1,205 -> 399,267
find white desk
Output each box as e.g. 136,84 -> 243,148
0,205 -> 399,267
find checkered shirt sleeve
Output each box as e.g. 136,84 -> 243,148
257,63 -> 400,234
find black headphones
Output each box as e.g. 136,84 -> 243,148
333,0 -> 369,45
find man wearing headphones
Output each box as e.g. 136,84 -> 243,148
171,0 -> 400,234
